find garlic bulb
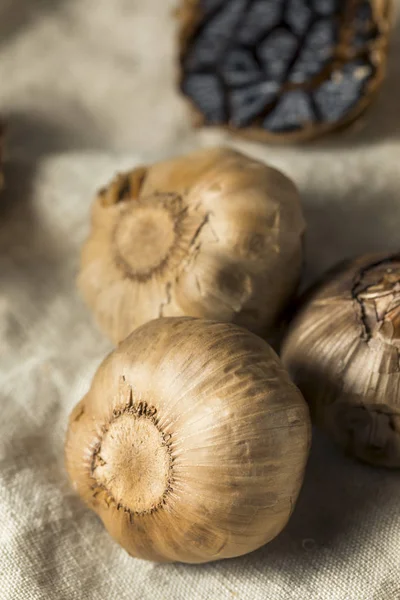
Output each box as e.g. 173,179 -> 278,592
78,147 -> 304,344
65,317 -> 311,563
282,255 -> 400,468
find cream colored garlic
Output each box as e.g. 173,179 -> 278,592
282,254 -> 400,468
78,147 -> 304,344
65,317 -> 311,563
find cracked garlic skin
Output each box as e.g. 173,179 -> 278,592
282,255 -> 400,468
65,317 -> 311,563
78,147 -> 304,344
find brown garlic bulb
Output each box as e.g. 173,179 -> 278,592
78,147 -> 304,344
282,254 -> 400,468
65,317 -> 311,563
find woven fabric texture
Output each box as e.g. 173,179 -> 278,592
1,2 -> 400,599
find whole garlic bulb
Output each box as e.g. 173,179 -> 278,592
282,255 -> 400,468
78,147 -> 304,344
65,318 -> 311,563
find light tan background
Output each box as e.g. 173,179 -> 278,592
0,2 -> 399,599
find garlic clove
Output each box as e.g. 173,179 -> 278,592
174,251 -> 253,320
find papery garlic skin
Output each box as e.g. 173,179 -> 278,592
78,147 -> 304,344
282,255 -> 400,468
65,318 -> 311,563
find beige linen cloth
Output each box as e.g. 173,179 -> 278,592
1,2 -> 400,599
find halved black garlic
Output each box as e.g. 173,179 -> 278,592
178,0 -> 392,142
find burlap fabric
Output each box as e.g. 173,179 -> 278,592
0,2 -> 399,598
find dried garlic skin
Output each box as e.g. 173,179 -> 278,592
177,0 -> 393,142
78,147 -> 304,344
282,255 -> 400,467
65,317 -> 311,563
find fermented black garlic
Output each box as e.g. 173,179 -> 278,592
178,0 -> 392,141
